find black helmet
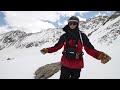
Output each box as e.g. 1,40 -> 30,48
68,16 -> 79,24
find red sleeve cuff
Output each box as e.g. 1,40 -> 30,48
47,48 -> 52,53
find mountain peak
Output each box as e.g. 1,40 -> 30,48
0,13 -> 120,50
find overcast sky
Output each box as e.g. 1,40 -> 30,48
0,11 -> 115,34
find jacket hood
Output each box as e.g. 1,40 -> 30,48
63,25 -> 79,33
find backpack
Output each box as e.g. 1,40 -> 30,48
62,31 -> 84,60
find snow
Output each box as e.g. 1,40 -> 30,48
0,15 -> 120,79
0,42 -> 63,79
0,36 -> 120,79
91,16 -> 120,39
1,35 -> 119,79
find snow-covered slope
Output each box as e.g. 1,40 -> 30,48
79,15 -> 109,36
0,29 -> 65,50
0,30 -> 27,50
90,15 -> 120,46
16,28 -> 65,49
0,13 -> 120,79
79,15 -> 120,79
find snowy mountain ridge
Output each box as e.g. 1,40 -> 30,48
0,28 -> 65,50
0,11 -> 120,51
79,15 -> 109,36
0,15 -> 109,50
90,15 -> 120,46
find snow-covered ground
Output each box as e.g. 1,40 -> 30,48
0,35 -> 119,79
0,15 -> 120,79
0,42 -> 63,79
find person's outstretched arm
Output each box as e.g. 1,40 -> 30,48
82,33 -> 101,59
40,34 -> 65,54
81,33 -> 111,64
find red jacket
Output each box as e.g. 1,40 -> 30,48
47,29 -> 102,69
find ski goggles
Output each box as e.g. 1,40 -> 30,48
68,21 -> 78,26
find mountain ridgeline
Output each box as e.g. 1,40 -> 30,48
0,11 -> 120,50
0,29 -> 65,50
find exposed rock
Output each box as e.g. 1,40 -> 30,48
7,58 -> 15,60
103,11 -> 120,25
34,62 -> 61,79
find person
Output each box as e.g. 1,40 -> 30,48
40,16 -> 111,79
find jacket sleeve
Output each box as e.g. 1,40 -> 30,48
47,34 -> 65,53
82,33 -> 102,59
